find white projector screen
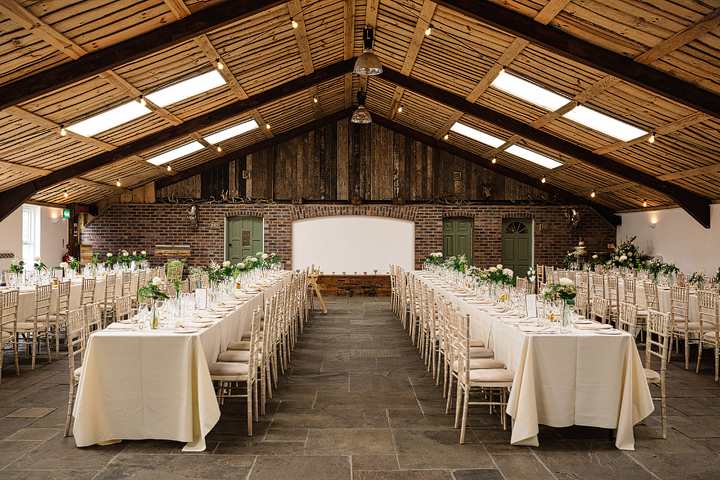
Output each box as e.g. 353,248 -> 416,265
291,216 -> 415,274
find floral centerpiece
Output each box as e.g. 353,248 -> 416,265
487,264 -> 514,285
166,259 -> 187,295
562,246 -> 584,268
68,256 -> 81,272
137,277 -> 169,329
689,267 -> 706,290
117,250 -> 132,269
606,236 -> 648,270
33,256 -> 46,272
262,252 -> 280,268
424,252 -> 444,266
714,267 -> 720,292
105,252 -> 115,266
444,254 -> 468,273
9,256 -> 24,275
542,277 -> 578,327
647,259 -> 663,283
467,265 -> 488,282
662,259 -> 680,280
188,266 -> 204,287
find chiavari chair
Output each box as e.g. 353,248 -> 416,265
592,273 -> 605,299
84,302 -> 102,339
121,271 -> 132,297
99,273 -> 117,327
17,284 -> 52,369
1,289 -> 20,381
645,309 -> 670,439
669,285 -> 690,364
590,296 -> 610,324
64,308 -> 85,437
45,279 -> 71,361
115,295 -> 132,322
80,277 -> 96,305
644,281 -> 660,311
617,301 -> 639,337
606,274 -> 620,324
696,290 -> 720,381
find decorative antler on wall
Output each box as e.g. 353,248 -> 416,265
475,169 -> 499,199
565,206 -> 582,230
188,205 -> 198,228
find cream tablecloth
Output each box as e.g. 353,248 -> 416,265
413,271 -> 654,450
72,271 -> 291,451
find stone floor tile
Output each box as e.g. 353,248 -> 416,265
0,469 -> 98,479
249,455 -> 351,480
305,428 -> 394,455
264,428 -> 309,442
393,429 -> 494,470
0,439 -> 43,469
6,427 -> 61,441
355,471 -> 453,480
351,454 -> 399,471
10,434 -> 127,471
6,407 -> 56,418
451,469 -> 505,480
627,451 -> 720,479
97,453 -> 255,479
491,453 -> 555,480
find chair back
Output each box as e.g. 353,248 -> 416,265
167,262 -> 184,284
617,301 -> 639,335
83,302 -> 102,337
590,296 -> 610,324
56,280 -> 71,317
516,277 -> 528,292
676,273 -> 686,287
698,290 -> 719,339
104,274 -> 117,303
137,269 -> 147,291
646,309 -> 670,371
33,284 -> 53,321
607,274 -> 619,306
644,281 -> 659,310
456,309 -> 472,387
67,308 -> 85,380
248,306 -> 262,383
115,295 -> 132,321
623,277 -> 636,304
81,277 -> 96,304
670,285 -> 690,326
1,289 -> 19,340
592,274 -> 605,298
121,271 -> 132,296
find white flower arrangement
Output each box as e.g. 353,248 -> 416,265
151,276 -> 163,286
59,262 -> 68,268
223,260 -> 231,267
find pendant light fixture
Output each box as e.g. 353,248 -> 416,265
351,91 -> 372,124
354,27 -> 383,75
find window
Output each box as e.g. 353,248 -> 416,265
22,205 -> 40,266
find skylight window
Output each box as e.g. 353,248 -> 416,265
146,70 -> 227,107
204,119 -> 259,144
146,141 -> 204,165
562,105 -> 647,142
67,101 -> 152,137
505,145 -> 563,169
491,70 -> 568,111
450,123 -> 505,148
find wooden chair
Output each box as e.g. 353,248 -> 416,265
17,284 -> 52,369
389,265 -> 398,314
606,274 -> 619,323
676,273 -> 687,287
99,273 -> 117,327
84,302 -> 102,339
696,291 -> 719,380
115,296 -> 132,322
80,277 -> 96,305
64,308 -> 85,437
454,310 -> 514,443
208,306 -> 261,435
516,277 -> 528,292
590,296 -> 610,324
645,309 -> 670,439
45,279 -> 71,361
1,290 -> 20,382
669,286 -> 690,364
121,271 -> 132,297
617,301 -> 639,337
592,274 -> 605,299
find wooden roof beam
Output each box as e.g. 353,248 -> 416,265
0,0 -> 285,110
343,0 -> 355,109
372,114 -> 619,227
381,67 -> 712,227
288,0 -> 322,118
163,0 -> 191,19
435,0 -> 720,121
0,58 -> 355,222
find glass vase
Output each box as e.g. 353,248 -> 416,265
561,300 -> 570,333
150,300 -> 159,329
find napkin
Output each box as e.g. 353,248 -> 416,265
177,321 -> 213,329
208,306 -> 235,312
501,317 -> 536,324
467,300 -> 492,305
518,325 -> 556,333
106,323 -> 134,330
490,310 -> 517,316
574,323 -> 613,330
218,300 -> 246,305
196,312 -> 224,319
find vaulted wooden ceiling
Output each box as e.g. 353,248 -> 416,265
1,0 -> 719,227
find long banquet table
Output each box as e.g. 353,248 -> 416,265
413,271 -> 654,450
72,271 -> 291,451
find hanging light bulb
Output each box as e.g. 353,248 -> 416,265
642,199 -> 647,207
354,27 -> 383,75
64,190 -> 68,198
648,132 -> 655,143
216,59 -> 224,70
217,145 -> 222,152
591,189 -> 596,198
397,105 -> 403,113
541,176 -> 546,183
425,25 -> 432,36
443,133 -> 449,140
292,19 -> 298,29
351,91 -> 372,124
116,179 -> 121,187
265,123 -> 271,130
313,96 -> 318,103
491,157 -> 497,164
167,164 -> 172,171
60,125 -> 67,136
139,95 -> 146,106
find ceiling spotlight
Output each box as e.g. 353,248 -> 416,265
116,179 -> 121,187
397,105 -> 403,113
139,96 -> 146,106
167,164 -> 172,171
265,123 -> 271,129
541,176 -> 546,183
643,199 -> 648,207
292,19 -> 298,29
351,91 -> 372,124
64,190 -> 68,198
353,27 -> 383,75
443,133 -> 449,140
591,189 -> 596,198
491,157 -> 497,164
648,132 -> 655,143
425,25 -> 432,36
313,96 -> 318,103
217,145 -> 222,152
216,59 -> 223,70
60,125 -> 67,136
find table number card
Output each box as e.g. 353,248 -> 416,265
195,288 -> 208,310
525,294 -> 537,318
54,269 -> 64,281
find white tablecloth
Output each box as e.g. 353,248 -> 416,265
414,271 -> 654,450
72,272 -> 291,451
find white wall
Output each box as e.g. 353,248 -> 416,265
617,204 -> 720,274
0,205 -> 68,274
292,216 -> 415,274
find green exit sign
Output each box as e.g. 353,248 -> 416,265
63,209 -> 71,219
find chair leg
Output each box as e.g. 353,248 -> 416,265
64,381 -> 75,437
685,330 -> 690,370
459,386 -> 470,444
715,347 -> 720,382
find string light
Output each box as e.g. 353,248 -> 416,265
397,105 -> 403,113
443,133 -> 449,140
425,25 -> 432,36
64,190 -> 68,198
591,189 -> 596,198
217,145 -> 222,152
491,157 -> 497,164
216,59 -> 224,70
648,132 -> 655,143
116,179 -> 121,187
643,199 -> 647,207
313,96 -> 318,103
292,19 -> 298,29
541,176 -> 546,183
266,123 -> 271,129
139,96 -> 146,106
60,125 -> 67,136
167,164 -> 172,171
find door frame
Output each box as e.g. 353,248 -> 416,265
442,216 -> 474,264
501,217 -> 534,272
225,215 -> 264,261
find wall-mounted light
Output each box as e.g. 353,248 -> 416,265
649,220 -> 658,229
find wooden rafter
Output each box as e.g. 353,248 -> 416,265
371,115 -> 619,226
0,59 -> 355,222
343,0 -> 355,109
381,67 -> 712,227
97,71 -> 182,126
435,0 -> 720,121
0,158 -> 128,194
163,0 -> 191,19
287,0 -> 321,117
0,0 -> 285,110
366,0 -> 379,28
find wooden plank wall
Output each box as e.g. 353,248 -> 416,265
157,118 -> 548,203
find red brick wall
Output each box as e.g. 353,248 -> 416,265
81,203 -> 615,270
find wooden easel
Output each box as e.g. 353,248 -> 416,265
307,265 -> 327,314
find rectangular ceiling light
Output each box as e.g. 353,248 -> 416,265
563,105 -> 647,142
67,101 -> 152,137
491,70 -> 569,111
450,122 -> 505,148
506,145 -> 563,169
146,141 -> 204,165
204,119 -> 259,144
146,70 -> 227,108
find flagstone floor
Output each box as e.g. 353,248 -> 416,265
1,296 -> 720,479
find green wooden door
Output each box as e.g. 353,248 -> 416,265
501,218 -> 532,276
442,217 -> 473,263
227,216 -> 263,263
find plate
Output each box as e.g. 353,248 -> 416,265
573,319 -> 593,325
595,328 -> 623,335
173,328 -> 201,334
